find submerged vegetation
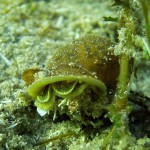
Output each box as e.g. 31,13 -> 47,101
0,0 -> 150,149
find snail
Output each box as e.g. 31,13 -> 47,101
22,35 -> 120,126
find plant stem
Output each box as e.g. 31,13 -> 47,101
141,0 -> 150,46
108,55 -> 130,127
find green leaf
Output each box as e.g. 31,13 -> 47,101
103,17 -> 118,22
112,0 -> 130,8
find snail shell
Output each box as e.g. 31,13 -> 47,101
23,35 -> 120,125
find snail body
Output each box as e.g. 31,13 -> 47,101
23,35 -> 120,125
